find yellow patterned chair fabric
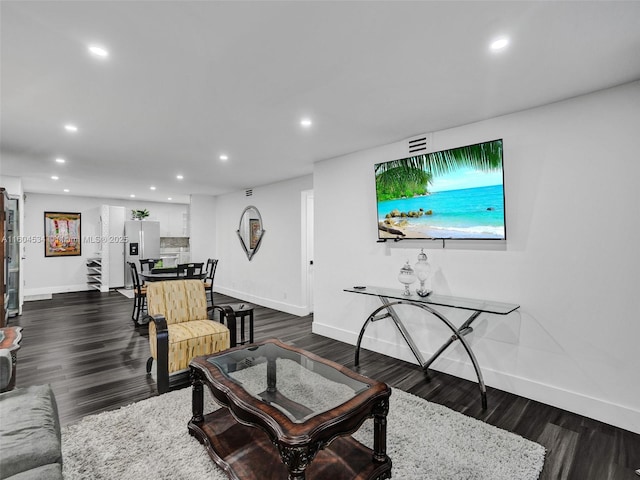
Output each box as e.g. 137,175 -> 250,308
144,280 -> 234,393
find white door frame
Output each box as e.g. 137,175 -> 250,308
300,190 -> 314,314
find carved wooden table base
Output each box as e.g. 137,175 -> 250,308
188,339 -> 392,480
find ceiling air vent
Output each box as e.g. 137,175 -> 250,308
245,189 -> 253,197
408,136 -> 428,154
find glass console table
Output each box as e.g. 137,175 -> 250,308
344,286 -> 519,409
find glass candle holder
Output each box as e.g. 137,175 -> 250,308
414,248 -> 431,297
398,261 -> 416,295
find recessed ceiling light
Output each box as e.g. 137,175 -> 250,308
176,175 -> 184,180
64,124 -> 78,133
219,154 -> 229,161
55,157 -> 66,164
300,118 -> 312,128
130,194 -> 136,198
167,197 -> 172,201
150,186 -> 156,190
490,37 -> 510,51
51,175 -> 59,180
88,44 -> 109,58
63,189 -> 70,193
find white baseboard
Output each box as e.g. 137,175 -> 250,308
24,293 -> 53,302
24,284 -> 93,298
312,321 -> 640,435
214,286 -> 310,317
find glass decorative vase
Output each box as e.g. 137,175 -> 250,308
414,248 -> 431,297
398,261 -> 416,296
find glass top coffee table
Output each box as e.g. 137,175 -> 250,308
188,338 -> 392,480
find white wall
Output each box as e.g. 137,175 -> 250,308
0,176 -> 23,196
214,175 -> 313,315
22,193 -> 188,296
313,81 -> 640,433
189,194 -> 217,262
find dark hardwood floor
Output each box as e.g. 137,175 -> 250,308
9,290 -> 640,479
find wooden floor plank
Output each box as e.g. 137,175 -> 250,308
537,422 -> 579,480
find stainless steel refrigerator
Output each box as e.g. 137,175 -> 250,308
124,220 -> 160,288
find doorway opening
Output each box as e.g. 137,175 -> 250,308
301,190 -> 314,314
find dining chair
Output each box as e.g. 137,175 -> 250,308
177,262 -> 204,279
203,258 -> 219,306
139,258 -> 160,276
127,262 -> 147,325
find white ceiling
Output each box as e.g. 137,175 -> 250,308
2,1 -> 640,204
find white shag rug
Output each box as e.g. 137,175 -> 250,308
62,380 -> 545,479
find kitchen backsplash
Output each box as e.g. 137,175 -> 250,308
160,237 -> 190,248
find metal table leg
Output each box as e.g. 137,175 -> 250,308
354,299 -> 488,409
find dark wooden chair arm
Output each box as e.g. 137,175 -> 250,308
209,305 -> 238,348
145,313 -> 168,333
145,313 -> 169,394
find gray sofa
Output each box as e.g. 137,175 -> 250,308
0,350 -> 63,480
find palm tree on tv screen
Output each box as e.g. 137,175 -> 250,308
376,140 -> 503,200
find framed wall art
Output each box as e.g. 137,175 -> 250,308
44,211 -> 81,257
249,218 -> 261,249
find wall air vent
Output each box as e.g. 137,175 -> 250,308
245,189 -> 253,197
408,136 -> 428,154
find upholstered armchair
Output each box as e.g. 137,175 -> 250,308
144,280 -> 236,394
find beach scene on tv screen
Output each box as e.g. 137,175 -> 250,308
376,140 -> 505,240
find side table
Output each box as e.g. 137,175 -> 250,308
219,303 -> 255,345
0,326 -> 23,392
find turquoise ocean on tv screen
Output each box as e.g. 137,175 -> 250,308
377,185 -> 505,239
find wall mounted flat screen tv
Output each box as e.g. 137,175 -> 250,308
375,139 -> 505,240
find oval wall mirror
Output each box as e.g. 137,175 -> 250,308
237,205 -> 265,261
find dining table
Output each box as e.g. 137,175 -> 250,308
140,269 -> 206,282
